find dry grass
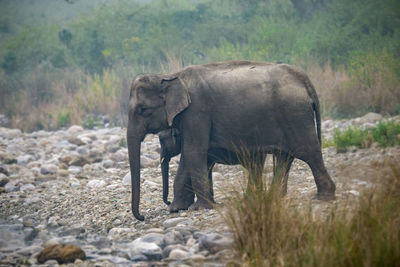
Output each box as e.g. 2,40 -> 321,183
308,51 -> 400,118
223,160 -> 400,266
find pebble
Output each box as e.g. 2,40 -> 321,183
163,217 -> 188,229
87,179 -> 106,188
40,164 -> 58,175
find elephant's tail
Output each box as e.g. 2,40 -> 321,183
283,65 -> 322,147
306,79 -> 322,147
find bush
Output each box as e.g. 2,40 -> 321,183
223,160 -> 400,266
332,120 -> 400,152
57,109 -> 71,128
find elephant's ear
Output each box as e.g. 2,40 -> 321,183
161,76 -> 191,127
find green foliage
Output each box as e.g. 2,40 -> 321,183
333,120 -> 400,152
372,121 -> 400,147
57,109 -> 71,128
333,127 -> 371,152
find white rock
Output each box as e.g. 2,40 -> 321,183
5,180 -> 19,192
169,248 -> 189,259
87,179 -> 106,188
68,166 -> 82,175
108,227 -> 136,240
47,216 -> 60,227
122,173 -> 131,185
40,164 -> 58,175
359,112 -> 383,123
17,155 -> 34,166
163,217 -> 188,229
67,125 -> 84,135
20,184 -> 35,191
128,239 -> 162,260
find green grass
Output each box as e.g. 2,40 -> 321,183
332,120 -> 400,152
223,161 -> 400,266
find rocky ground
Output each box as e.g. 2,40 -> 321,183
0,112 -> 399,266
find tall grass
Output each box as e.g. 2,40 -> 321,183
223,161 -> 400,266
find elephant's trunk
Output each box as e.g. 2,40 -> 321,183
127,128 -> 144,221
161,157 -> 171,205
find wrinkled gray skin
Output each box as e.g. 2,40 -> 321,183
127,60 -> 336,221
159,128 -> 295,206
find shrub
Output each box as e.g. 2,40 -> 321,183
223,160 -> 400,266
333,127 -> 372,152
332,120 -> 400,152
57,109 -> 71,128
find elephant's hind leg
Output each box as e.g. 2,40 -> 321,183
272,151 -> 294,194
296,148 -> 336,200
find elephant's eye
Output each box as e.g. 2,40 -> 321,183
137,106 -> 153,117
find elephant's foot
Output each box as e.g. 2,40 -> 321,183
188,200 -> 214,211
169,199 -> 192,213
314,191 -> 336,201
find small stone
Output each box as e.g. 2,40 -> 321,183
20,183 -> 35,191
67,137 -> 86,146
163,217 -> 188,229
140,155 -> 158,168
4,179 -> 19,192
67,125 -> 84,135
188,254 -> 206,262
169,248 -> 189,259
140,233 -> 165,248
128,239 -> 162,261
108,227 -> 136,241
68,166 -> 82,175
48,216 -> 60,227
69,156 -> 89,167
87,179 -> 106,189
122,173 -> 131,185
0,176 -> 9,187
36,244 -> 86,264
17,155 -> 34,166
199,233 -> 233,254
40,164 -> 58,175
102,159 -> 114,169
146,228 -> 164,234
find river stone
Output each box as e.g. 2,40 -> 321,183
4,179 -> 19,192
140,233 -> 166,248
122,173 -> 131,185
198,233 -> 233,254
87,179 -> 106,189
108,227 -> 136,241
0,176 -> 9,187
36,244 -> 86,264
17,155 -> 34,166
20,183 -> 35,191
102,159 -> 114,169
40,164 -> 58,175
67,137 -> 86,146
163,217 -> 188,229
67,125 -> 84,135
359,112 -> 383,124
169,248 -> 189,260
128,239 -> 162,261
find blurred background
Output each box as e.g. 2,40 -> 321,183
0,0 -> 399,132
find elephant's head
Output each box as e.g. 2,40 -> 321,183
158,128 -> 182,206
127,74 -> 190,221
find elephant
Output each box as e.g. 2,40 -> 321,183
158,128 -> 295,206
127,60 -> 336,221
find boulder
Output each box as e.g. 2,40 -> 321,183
36,244 -> 86,264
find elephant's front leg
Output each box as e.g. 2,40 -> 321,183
169,162 -> 195,212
